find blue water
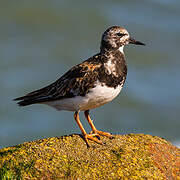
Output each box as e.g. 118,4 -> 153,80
0,0 -> 180,148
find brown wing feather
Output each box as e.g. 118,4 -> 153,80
14,54 -> 102,106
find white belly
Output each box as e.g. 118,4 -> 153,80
43,82 -> 123,111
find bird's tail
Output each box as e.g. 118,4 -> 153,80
14,95 -> 49,106
14,88 -> 51,106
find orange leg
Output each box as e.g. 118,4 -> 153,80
74,111 -> 102,147
84,110 -> 112,138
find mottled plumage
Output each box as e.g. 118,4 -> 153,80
14,26 -> 145,147
15,51 -> 126,107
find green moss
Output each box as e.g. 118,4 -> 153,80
0,134 -> 179,179
0,162 -> 17,180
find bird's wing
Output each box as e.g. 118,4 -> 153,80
14,54 -> 102,106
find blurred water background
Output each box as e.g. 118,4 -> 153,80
0,0 -> 180,148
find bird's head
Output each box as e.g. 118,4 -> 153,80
100,26 -> 145,53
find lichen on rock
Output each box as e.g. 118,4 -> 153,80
0,134 -> 180,179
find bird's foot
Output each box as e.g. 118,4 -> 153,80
83,133 -> 102,147
90,130 -> 113,139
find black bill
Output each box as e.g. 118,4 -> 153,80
129,38 -> 145,46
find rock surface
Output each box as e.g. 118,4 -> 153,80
0,134 -> 180,179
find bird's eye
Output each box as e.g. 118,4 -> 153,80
117,33 -> 125,37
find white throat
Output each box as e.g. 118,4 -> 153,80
118,46 -> 124,54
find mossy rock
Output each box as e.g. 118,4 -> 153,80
0,134 -> 180,179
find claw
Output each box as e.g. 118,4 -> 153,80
84,110 -> 113,140
89,133 -> 101,140
83,133 -> 103,147
94,130 -> 113,139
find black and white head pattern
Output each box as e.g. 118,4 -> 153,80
100,26 -> 130,51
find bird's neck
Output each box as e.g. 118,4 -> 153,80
98,45 -> 127,87
118,46 -> 124,54
100,45 -> 125,62
100,45 -> 124,55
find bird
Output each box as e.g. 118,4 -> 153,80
14,26 -> 145,147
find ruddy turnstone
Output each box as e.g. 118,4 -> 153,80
14,26 -> 145,147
